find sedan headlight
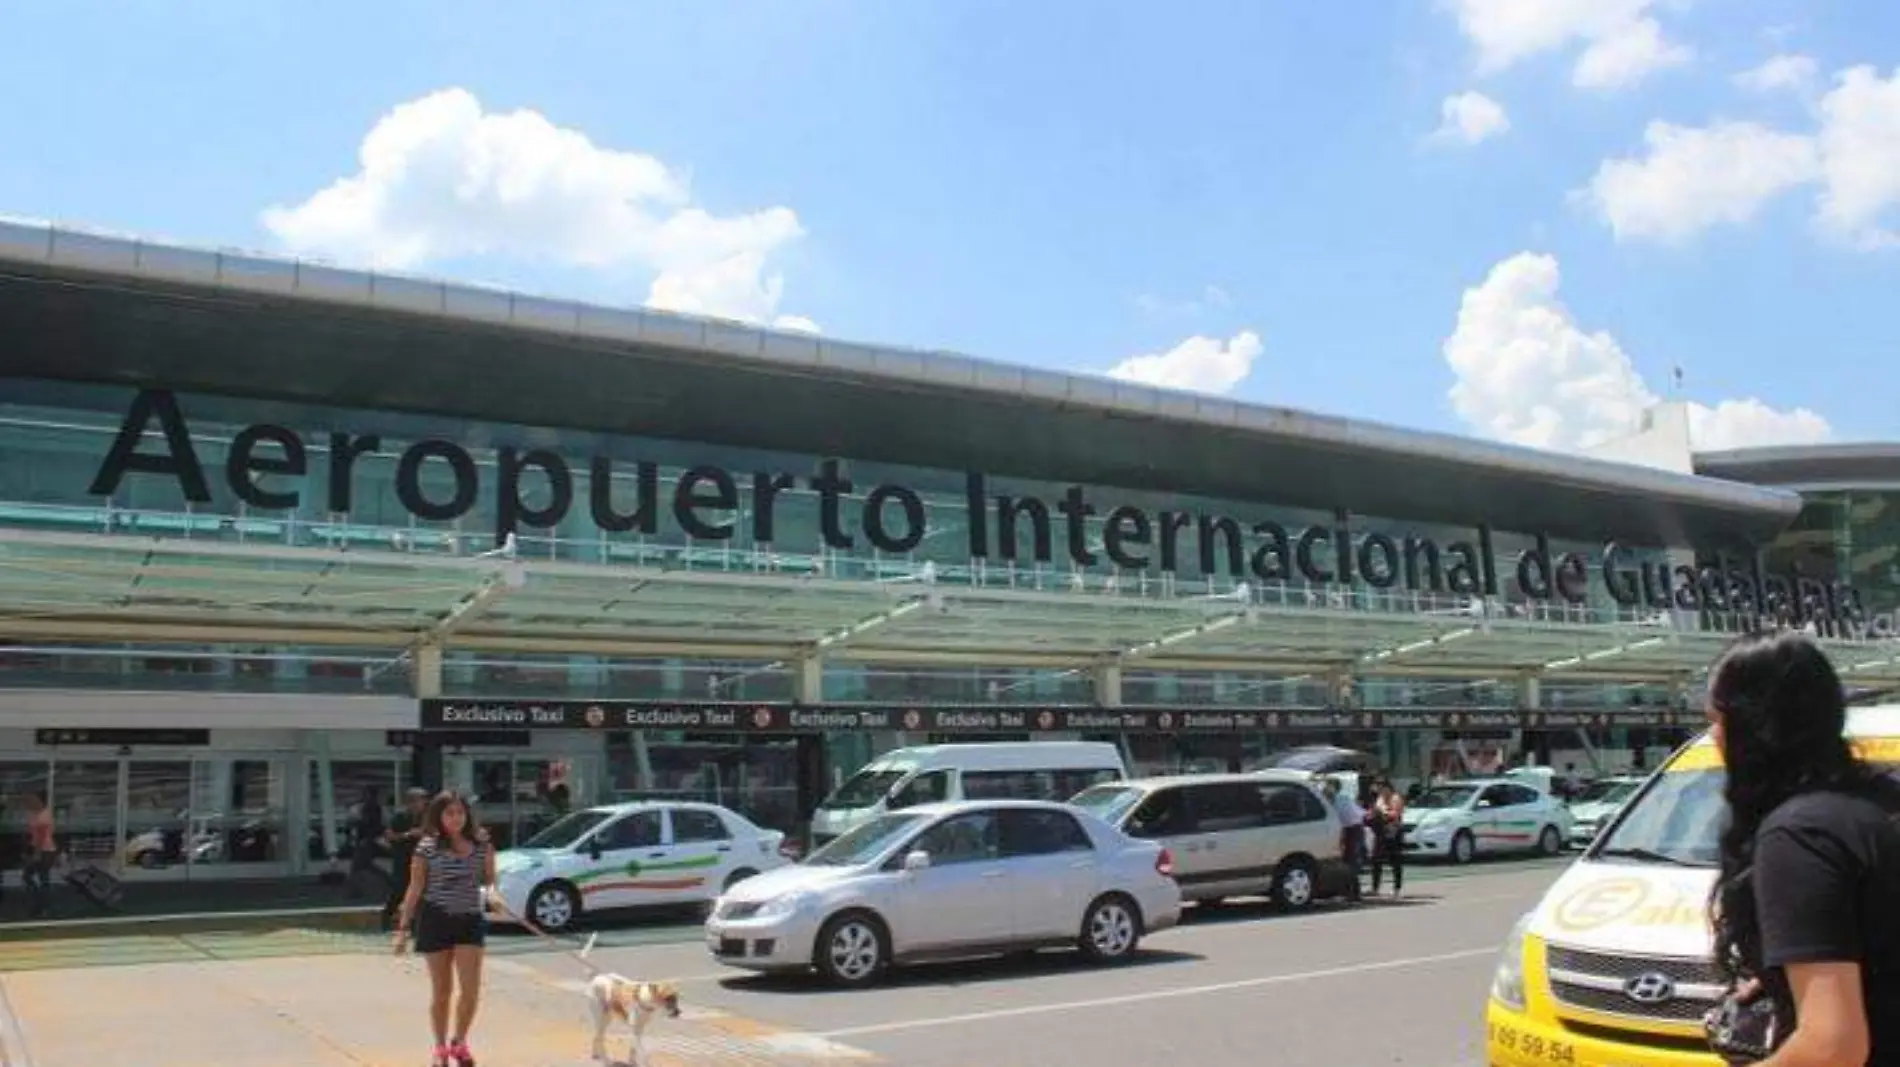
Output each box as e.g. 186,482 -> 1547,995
1491,913 -> 1533,1010
754,891 -> 815,919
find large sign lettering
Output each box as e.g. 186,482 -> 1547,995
88,389 -> 1861,624
417,699 -> 1688,733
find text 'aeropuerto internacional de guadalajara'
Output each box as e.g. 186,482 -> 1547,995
87,388 -> 1865,630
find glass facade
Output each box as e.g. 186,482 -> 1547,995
0,375 -> 1702,877
0,377 -> 1675,684
1758,489 -> 1900,620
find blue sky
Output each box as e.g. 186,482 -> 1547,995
4,1 -> 1898,452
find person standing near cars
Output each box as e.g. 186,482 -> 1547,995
1369,781 -> 1405,897
1706,630 -> 1900,1067
1322,778 -> 1365,902
382,787 -> 429,932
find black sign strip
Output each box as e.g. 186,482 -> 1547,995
35,728 -> 212,747
418,700 -> 1680,733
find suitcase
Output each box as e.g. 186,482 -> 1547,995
63,864 -> 125,911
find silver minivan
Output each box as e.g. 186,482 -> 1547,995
1068,771 -> 1349,910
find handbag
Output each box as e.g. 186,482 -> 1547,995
1702,982 -> 1784,1065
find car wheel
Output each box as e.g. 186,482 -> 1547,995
527,881 -> 581,934
1450,830 -> 1476,865
1272,858 -> 1318,910
1078,893 -> 1142,964
815,911 -> 889,988
1537,825 -> 1563,857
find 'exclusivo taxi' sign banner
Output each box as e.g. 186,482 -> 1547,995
417,699 -> 1685,734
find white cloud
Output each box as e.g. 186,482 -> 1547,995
1734,53 -> 1818,94
1449,0 -> 1691,90
1814,65 -> 1900,248
1432,91 -> 1512,146
1686,399 -> 1832,451
1577,65 -> 1900,249
1581,120 -> 1819,243
1106,330 -> 1263,395
1443,252 -> 1830,452
261,88 -> 815,329
1571,16 -> 1693,91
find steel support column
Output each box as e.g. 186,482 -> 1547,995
413,643 -> 443,699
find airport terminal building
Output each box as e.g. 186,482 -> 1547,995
0,219 -> 1893,885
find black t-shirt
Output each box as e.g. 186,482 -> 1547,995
1753,788 -> 1900,1065
388,810 -> 419,868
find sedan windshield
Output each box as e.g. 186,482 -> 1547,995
1575,779 -> 1641,805
1591,768 -> 1723,867
1413,785 -> 1480,810
805,813 -> 926,866
520,809 -> 615,849
818,767 -> 911,811
1069,785 -> 1144,825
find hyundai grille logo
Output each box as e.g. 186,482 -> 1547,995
1622,972 -> 1677,1005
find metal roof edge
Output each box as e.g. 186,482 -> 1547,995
0,217 -> 1802,520
1696,443 -> 1900,466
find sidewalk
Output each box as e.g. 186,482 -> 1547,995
0,951 -> 879,1067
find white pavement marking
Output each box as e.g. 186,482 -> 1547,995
0,978 -> 32,1067
814,946 -> 1499,1039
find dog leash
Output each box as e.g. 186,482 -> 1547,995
482,891 -> 603,976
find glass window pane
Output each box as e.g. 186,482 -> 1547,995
124,760 -> 193,873
193,758 -> 288,866
51,760 -> 120,869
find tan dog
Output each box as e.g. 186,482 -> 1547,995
586,974 -> 681,1066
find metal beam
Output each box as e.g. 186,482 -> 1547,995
421,562 -> 525,646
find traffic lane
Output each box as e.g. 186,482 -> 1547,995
837,941 -> 1501,1067
700,866 -> 1548,1043
548,862 -> 1555,1058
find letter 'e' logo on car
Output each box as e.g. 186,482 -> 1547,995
1623,972 -> 1676,1005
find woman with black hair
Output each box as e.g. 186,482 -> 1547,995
1707,630 -> 1900,1066
393,792 -> 496,1067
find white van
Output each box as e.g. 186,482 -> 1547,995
808,742 -> 1127,847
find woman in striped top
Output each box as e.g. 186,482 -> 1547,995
394,792 -> 497,1067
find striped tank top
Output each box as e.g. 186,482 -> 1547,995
416,835 -> 488,915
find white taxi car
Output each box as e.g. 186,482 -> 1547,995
1563,775 -> 1644,848
1402,778 -> 1570,863
493,800 -> 789,933
704,799 -> 1181,987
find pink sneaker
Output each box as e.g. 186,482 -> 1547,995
430,1045 -> 452,1067
449,1039 -> 475,1066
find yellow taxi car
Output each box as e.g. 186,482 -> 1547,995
1484,703 -> 1900,1066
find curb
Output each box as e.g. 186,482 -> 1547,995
0,905 -> 381,942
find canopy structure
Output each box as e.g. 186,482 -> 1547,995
4,526 -> 1898,697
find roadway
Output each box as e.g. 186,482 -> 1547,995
550,858 -> 1558,1067
0,856 -> 1566,1066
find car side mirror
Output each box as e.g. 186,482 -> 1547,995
902,849 -> 931,873
585,837 -> 603,860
